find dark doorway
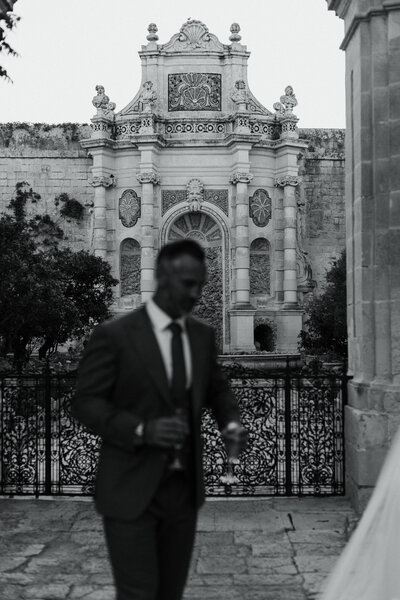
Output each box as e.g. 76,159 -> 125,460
254,324 -> 275,351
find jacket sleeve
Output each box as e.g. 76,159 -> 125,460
205,328 -> 241,430
71,323 -> 141,453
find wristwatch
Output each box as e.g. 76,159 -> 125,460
133,422 -> 144,446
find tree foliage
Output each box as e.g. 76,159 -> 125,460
0,183 -> 118,367
299,250 -> 347,359
0,11 -> 20,82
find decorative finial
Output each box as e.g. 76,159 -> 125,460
229,23 -> 241,42
147,23 -> 159,42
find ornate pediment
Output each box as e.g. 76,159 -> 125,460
161,20 -> 225,53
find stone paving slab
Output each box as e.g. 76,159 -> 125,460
0,497 -> 355,600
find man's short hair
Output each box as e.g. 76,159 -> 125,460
157,240 -> 205,266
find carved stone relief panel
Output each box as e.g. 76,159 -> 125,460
249,189 -> 272,227
119,190 -> 141,227
204,190 -> 229,215
120,238 -> 141,296
168,73 -> 221,112
161,190 -> 186,215
250,238 -> 270,295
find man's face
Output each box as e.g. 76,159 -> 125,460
157,254 -> 206,318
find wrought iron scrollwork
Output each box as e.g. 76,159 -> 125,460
0,372 -> 345,497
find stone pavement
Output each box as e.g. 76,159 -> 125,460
0,497 -> 355,600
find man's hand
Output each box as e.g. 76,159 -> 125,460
221,422 -> 248,459
144,416 -> 189,448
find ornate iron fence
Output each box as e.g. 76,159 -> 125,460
0,370 -> 346,497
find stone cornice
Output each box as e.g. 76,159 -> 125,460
274,175 -> 302,188
136,171 -> 160,185
80,138 -> 116,151
230,172 -> 254,185
328,1 -> 400,50
88,175 -> 116,188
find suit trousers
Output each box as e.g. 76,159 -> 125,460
103,470 -> 197,600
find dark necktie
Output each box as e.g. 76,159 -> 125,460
168,321 -> 186,406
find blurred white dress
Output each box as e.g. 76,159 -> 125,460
320,428 -> 400,600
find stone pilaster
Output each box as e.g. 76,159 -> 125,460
88,175 -> 115,259
274,194 -> 285,304
230,171 -> 253,305
137,171 -> 160,302
274,175 -> 302,306
327,0 -> 400,510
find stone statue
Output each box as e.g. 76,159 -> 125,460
140,81 -> 157,113
231,80 -> 248,111
279,85 -> 298,113
92,85 -> 116,116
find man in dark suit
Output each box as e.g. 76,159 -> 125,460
72,239 -> 246,600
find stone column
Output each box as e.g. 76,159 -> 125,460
230,171 -> 253,305
274,193 -> 285,303
275,176 -> 301,306
88,175 -> 115,259
137,171 -> 160,302
327,0 -> 400,510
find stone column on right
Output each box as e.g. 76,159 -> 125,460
327,0 -> 400,510
275,175 -> 302,307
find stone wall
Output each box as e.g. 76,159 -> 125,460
298,128 -> 346,291
0,123 -> 93,251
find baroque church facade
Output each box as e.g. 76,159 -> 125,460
84,19 -> 318,354
0,19 -> 346,354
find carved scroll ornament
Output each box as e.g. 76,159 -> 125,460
230,172 -> 253,185
274,175 -> 302,188
136,171 -> 160,185
88,175 -> 115,188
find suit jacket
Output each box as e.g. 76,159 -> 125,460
72,306 -> 240,520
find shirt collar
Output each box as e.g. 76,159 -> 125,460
146,297 -> 187,333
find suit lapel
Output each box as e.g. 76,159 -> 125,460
128,307 -> 173,409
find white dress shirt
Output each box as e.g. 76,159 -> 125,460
146,297 -> 192,388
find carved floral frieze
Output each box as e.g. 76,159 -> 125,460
249,189 -> 272,227
162,189 -> 229,216
119,190 -> 141,228
136,171 -> 160,185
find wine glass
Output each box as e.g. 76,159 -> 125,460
169,407 -> 189,471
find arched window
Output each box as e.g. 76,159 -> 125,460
120,238 -> 141,296
250,238 -> 270,296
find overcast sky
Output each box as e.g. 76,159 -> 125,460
0,0 -> 345,128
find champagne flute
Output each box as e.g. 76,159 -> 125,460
169,407 -> 189,471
